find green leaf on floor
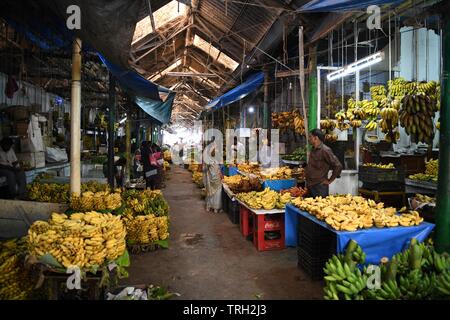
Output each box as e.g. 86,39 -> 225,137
254,293 -> 263,300
156,239 -> 169,249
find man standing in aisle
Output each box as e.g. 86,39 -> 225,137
305,129 -> 343,198
0,137 -> 27,199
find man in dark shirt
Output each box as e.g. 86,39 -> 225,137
305,129 -> 343,198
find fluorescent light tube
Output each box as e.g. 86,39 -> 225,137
327,51 -> 384,82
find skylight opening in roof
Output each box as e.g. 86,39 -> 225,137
188,66 -> 221,89
148,58 -> 183,82
132,0 -> 188,44
192,34 -> 239,71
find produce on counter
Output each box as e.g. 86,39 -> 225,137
223,175 -> 262,193
259,167 -> 293,180
280,186 -> 308,198
409,159 -> 438,182
237,163 -> 261,175
362,163 -> 395,169
323,239 -> 450,300
414,194 -> 435,204
292,195 -> 424,231
0,238 -> 35,300
28,212 -> 126,269
236,188 -> 292,210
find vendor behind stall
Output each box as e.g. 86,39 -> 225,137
305,129 -> 343,197
0,137 -> 27,198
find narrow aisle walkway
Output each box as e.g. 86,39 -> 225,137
125,166 -> 323,299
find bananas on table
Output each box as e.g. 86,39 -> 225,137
409,159 -> 438,183
28,212 -> 127,269
362,163 -> 395,169
259,167 -> 292,180
123,214 -> 169,245
237,188 -> 292,210
292,195 -> 424,231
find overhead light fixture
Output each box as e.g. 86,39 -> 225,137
327,51 -> 385,82
119,117 -> 127,124
247,106 -> 255,114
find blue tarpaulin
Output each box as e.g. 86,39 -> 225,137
206,72 -> 265,111
298,0 -> 403,12
285,204 -> 435,265
99,55 -> 175,125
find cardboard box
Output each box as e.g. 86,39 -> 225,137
34,151 -> 46,168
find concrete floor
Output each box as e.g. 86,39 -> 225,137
124,166 -> 324,300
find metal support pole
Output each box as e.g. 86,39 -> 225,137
263,69 -> 270,129
125,107 -> 131,183
308,46 -> 318,131
435,16 -> 450,254
354,21 -> 360,171
107,73 -> 116,187
70,38 -> 82,195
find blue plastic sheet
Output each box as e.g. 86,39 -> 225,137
262,179 -> 296,192
285,204 -> 435,265
206,72 -> 265,111
298,0 -> 403,12
135,93 -> 176,125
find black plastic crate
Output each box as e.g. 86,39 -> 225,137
361,181 -> 405,192
227,197 -> 240,225
298,214 -> 333,238
222,189 -> 229,213
298,229 -> 336,259
359,166 -> 405,185
297,246 -> 330,280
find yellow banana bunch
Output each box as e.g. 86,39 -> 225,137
28,212 -> 126,269
292,195 -> 424,231
70,191 -> 122,211
370,85 -> 387,102
365,120 -> 378,131
123,214 -> 169,245
363,163 -> 395,169
237,188 -> 292,210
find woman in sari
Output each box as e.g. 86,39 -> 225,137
203,138 -> 222,213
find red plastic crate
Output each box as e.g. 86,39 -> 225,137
253,213 -> 285,251
240,206 -> 253,237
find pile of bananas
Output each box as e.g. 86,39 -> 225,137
28,212 -> 126,269
324,239 -> 450,300
414,193 -> 435,204
409,159 -> 438,183
223,175 -> 262,193
362,163 -> 395,169
27,183 -> 70,203
370,85 -> 387,102
292,195 -> 424,231
188,163 -> 201,172
163,150 -> 172,162
399,94 -> 438,144
122,189 -> 169,217
237,188 -> 292,210
346,99 -> 366,128
192,172 -> 204,188
272,110 -> 305,135
122,214 -> 169,245
0,238 -> 35,300
27,181 -> 111,204
70,191 -> 122,212
259,167 -> 292,180
237,163 -> 261,175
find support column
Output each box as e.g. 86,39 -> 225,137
263,69 -> 270,129
107,73 -> 116,187
435,16 -> 450,254
308,46 -> 318,131
125,107 -> 131,183
70,38 -> 82,195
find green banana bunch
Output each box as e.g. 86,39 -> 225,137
365,279 -> 402,300
435,270 -> 450,297
398,269 -> 435,299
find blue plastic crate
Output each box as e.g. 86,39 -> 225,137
228,166 -> 239,176
262,179 -> 296,191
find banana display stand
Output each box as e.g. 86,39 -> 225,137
285,204 -> 435,265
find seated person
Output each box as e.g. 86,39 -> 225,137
0,137 -> 26,198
